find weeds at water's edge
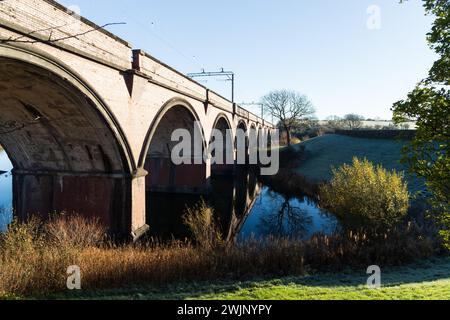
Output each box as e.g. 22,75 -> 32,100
182,200 -> 224,250
0,214 -> 443,298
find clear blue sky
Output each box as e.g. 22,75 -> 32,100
57,0 -> 436,120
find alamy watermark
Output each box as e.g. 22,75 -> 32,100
367,265 -> 381,289
67,265 -> 81,290
367,5 -> 382,30
171,123 -> 280,176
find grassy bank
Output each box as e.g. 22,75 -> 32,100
57,256 -> 450,300
293,135 -> 425,193
293,135 -> 424,192
261,134 -> 426,200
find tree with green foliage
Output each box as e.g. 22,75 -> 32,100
393,0 -> 450,248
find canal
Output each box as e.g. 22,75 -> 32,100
0,149 -> 337,239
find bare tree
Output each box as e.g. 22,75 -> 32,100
343,114 -> 364,130
326,115 -> 344,129
262,90 -> 315,146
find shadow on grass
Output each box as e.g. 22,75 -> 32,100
55,256 -> 450,300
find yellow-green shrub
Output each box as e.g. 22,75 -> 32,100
319,157 -> 410,230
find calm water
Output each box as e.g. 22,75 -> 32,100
238,188 -> 338,241
0,150 -> 337,239
0,150 -> 13,232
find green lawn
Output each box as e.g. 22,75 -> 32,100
293,134 -> 425,193
58,256 -> 450,300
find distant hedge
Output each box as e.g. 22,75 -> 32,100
335,130 -> 416,140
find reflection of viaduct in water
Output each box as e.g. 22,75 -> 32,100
147,166 -> 261,241
0,1 -> 273,239
214,167 -> 261,242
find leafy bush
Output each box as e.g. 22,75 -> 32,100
319,158 -> 410,230
432,203 -> 450,251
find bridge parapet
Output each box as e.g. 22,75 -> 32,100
0,0 -> 132,69
249,112 -> 261,124
132,49 -> 209,102
236,106 -> 250,120
208,91 -> 233,114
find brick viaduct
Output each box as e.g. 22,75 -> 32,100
0,0 -> 274,239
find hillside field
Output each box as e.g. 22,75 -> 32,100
293,134 -> 425,194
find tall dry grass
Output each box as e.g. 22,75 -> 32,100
0,217 -> 73,296
182,200 -> 223,250
44,213 -> 107,249
0,213 -> 442,298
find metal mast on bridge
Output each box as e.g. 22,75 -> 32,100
187,69 -> 235,103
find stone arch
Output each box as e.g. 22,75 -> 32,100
210,113 -> 234,175
248,123 -> 258,163
256,126 -> 265,148
211,113 -> 233,137
235,119 -> 249,164
237,119 -> 248,132
0,44 -> 137,236
138,98 -> 206,168
141,98 -> 210,194
0,44 -> 134,172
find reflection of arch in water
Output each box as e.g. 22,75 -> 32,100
233,165 -> 249,218
209,175 -> 235,237
247,169 -> 258,200
224,168 -> 262,242
141,166 -> 263,243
